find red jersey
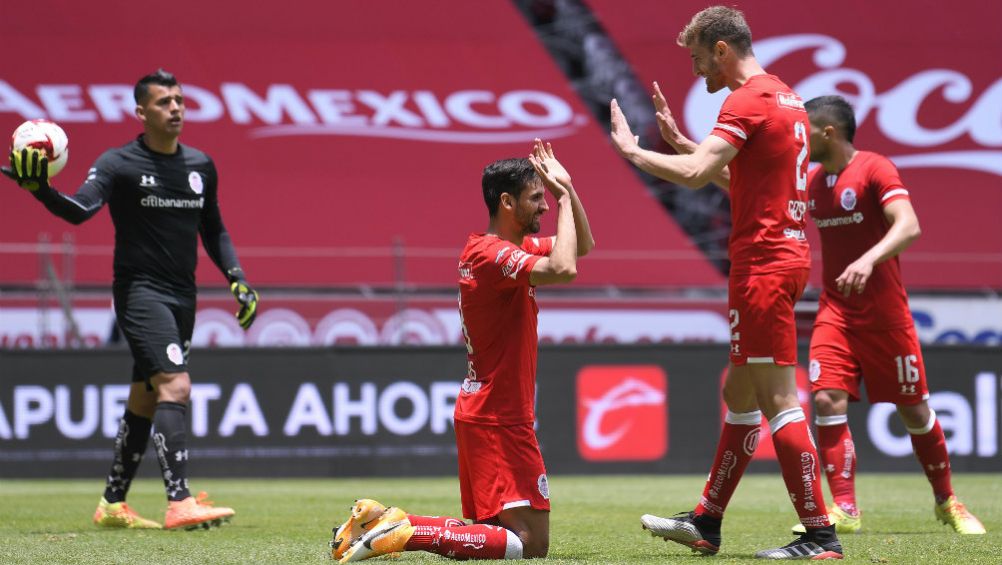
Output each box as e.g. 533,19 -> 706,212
808,151 -> 913,329
454,233 -> 553,425
710,74 -> 811,275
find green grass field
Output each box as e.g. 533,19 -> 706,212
1,474 -> 999,564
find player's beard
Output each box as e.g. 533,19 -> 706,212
702,59 -> 726,93
516,203 -> 542,235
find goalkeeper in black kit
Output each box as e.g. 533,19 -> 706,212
3,69 -> 259,530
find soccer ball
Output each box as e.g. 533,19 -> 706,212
10,119 -> 69,178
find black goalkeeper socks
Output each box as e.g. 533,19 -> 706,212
152,401 -> 192,502
102,410 -> 152,503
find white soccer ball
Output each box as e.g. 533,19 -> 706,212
10,119 -> 69,178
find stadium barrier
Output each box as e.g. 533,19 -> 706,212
1,345 -> 999,478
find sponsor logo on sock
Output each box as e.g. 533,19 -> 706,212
699,497 -> 724,516
443,530 -> 487,544
707,450 -> 736,499
841,439 -> 854,479
743,428 -> 760,456
800,451 -> 818,513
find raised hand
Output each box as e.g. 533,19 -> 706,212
609,99 -> 640,157
530,138 -> 571,189
652,81 -> 683,145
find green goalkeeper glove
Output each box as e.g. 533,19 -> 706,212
2,149 -> 50,192
227,269 -> 259,330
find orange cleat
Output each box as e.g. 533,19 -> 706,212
164,491 -> 234,530
93,497 -> 162,529
339,509 -> 414,563
329,499 -> 410,560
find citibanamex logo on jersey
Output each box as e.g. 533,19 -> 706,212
576,366 -> 667,461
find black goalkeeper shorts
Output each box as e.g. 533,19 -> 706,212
113,280 -> 196,386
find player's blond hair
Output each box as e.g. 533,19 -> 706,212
677,6 -> 753,56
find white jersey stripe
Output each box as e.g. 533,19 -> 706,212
881,188 -> 910,202
64,195 -> 103,213
714,123 -> 747,140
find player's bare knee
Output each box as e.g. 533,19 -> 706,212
722,380 -> 757,413
809,388 -> 848,418
152,371 -> 192,404
813,390 -> 837,412
896,402 -> 930,429
127,385 -> 158,418
519,532 -> 548,558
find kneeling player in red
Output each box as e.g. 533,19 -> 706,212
789,95 -> 986,536
330,138 -> 594,562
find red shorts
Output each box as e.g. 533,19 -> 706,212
808,322 -> 928,404
728,268 -> 808,366
454,419 -> 550,521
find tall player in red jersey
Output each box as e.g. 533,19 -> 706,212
786,95 -> 985,536
609,6 -> 842,560
330,139 -> 594,563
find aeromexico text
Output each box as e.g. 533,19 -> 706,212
0,82 -> 580,143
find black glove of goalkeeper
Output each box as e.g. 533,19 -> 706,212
2,148 -> 50,192
227,268 -> 259,330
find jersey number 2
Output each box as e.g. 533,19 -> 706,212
794,121 -> 808,191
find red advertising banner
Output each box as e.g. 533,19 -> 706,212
0,1 -> 723,290
2,2 -> 997,292
589,0 -> 1002,289
576,365 -> 668,461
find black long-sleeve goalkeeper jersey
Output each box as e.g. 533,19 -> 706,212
32,134 -> 241,293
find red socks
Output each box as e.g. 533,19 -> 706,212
908,410 -> 954,503
815,409 -> 954,507
815,415 -> 857,514
770,408 -> 830,528
405,522 -> 522,559
407,514 -> 466,528
695,410 -> 761,518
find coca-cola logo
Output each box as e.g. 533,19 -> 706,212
576,365 -> 667,461
683,34 -> 1002,176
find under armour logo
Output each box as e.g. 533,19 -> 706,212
140,175 -> 157,187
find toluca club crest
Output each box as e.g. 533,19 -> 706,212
840,187 -> 857,211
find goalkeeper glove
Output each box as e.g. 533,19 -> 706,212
227,268 -> 259,330
2,149 -> 50,192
